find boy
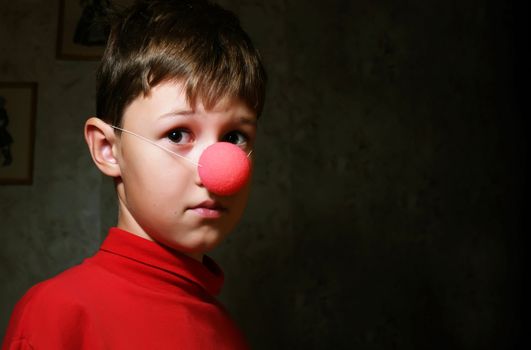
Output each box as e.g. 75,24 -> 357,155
1,0 -> 266,349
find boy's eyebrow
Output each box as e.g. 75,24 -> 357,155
158,109 -> 195,119
239,116 -> 257,126
158,109 -> 257,126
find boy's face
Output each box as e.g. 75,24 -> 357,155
114,81 -> 256,260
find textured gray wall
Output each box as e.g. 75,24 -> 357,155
0,0 -> 526,349
0,0 -> 103,339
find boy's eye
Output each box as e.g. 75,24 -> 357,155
167,129 -> 192,144
222,131 -> 248,146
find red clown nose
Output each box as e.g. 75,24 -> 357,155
198,142 -> 251,196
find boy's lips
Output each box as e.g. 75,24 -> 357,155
189,200 -> 226,218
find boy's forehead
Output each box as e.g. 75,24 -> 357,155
123,81 -> 257,124
170,83 -> 253,114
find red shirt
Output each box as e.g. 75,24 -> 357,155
2,228 -> 248,350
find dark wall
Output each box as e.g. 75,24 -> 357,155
216,0 -> 526,349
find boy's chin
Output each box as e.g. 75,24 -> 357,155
155,230 -> 227,259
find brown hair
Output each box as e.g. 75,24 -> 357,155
96,0 -> 267,126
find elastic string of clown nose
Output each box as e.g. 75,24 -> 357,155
110,125 -> 201,167
109,124 -> 252,196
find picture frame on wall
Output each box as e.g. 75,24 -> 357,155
0,82 -> 38,185
56,0 -> 132,60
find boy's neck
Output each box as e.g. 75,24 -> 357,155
115,201 -> 205,263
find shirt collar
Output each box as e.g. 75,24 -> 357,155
99,227 -> 224,296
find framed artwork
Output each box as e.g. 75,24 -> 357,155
0,82 -> 38,185
56,0 -> 132,60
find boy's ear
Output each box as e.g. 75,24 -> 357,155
84,117 -> 121,177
